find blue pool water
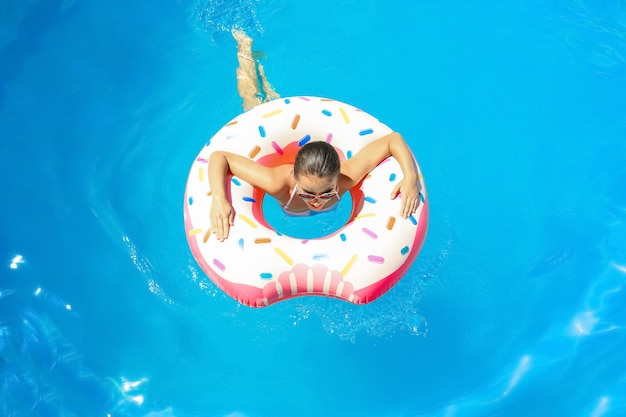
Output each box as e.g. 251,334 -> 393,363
2,0 -> 626,416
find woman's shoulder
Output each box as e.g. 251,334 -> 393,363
272,164 -> 294,182
264,164 -> 294,195
337,172 -> 356,195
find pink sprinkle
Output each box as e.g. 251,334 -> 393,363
367,255 -> 385,264
196,157 -> 208,163
213,259 -> 225,271
271,141 -> 283,155
326,133 -> 333,143
362,228 -> 378,239
298,96 -> 311,101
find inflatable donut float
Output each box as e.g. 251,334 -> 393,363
184,96 -> 428,307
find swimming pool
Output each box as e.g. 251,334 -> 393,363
2,0 -> 626,416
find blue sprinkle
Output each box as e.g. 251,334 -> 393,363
260,273 -> 273,279
312,253 -> 329,261
242,197 -> 256,203
298,135 -> 311,146
322,109 -> 332,116
401,246 -> 410,255
188,197 -> 193,205
259,125 -> 266,137
389,173 -> 396,182
419,192 -> 425,202
231,178 -> 241,186
238,238 -> 244,249
359,128 -> 374,136
409,214 -> 417,225
347,150 -> 353,159
340,233 -> 347,241
364,196 -> 376,204
285,98 -> 291,104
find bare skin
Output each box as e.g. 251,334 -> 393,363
232,29 -> 280,112
208,131 -> 421,241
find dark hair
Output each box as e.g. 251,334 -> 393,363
293,141 -> 340,180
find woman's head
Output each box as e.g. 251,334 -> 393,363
293,141 -> 341,209
293,141 -> 340,181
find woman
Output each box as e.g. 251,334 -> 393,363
209,31 -> 421,242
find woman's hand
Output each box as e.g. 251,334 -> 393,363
390,176 -> 420,219
210,196 -> 235,241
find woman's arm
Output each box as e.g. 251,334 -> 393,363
342,132 -> 421,218
208,151 -> 283,241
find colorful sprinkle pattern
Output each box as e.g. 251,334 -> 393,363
183,96 -> 428,308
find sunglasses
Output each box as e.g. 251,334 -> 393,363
296,183 -> 339,202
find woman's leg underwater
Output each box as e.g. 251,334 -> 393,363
232,29 -> 280,111
233,29 -> 261,111
257,63 -> 281,101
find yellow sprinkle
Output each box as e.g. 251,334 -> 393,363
188,228 -> 202,237
226,120 -> 238,126
274,247 -> 293,265
339,107 -> 350,124
341,254 -> 358,276
262,109 -> 282,119
254,238 -> 271,244
355,212 -> 376,220
197,167 -> 204,182
206,191 -> 212,196
238,214 -> 257,228
203,229 -> 211,243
